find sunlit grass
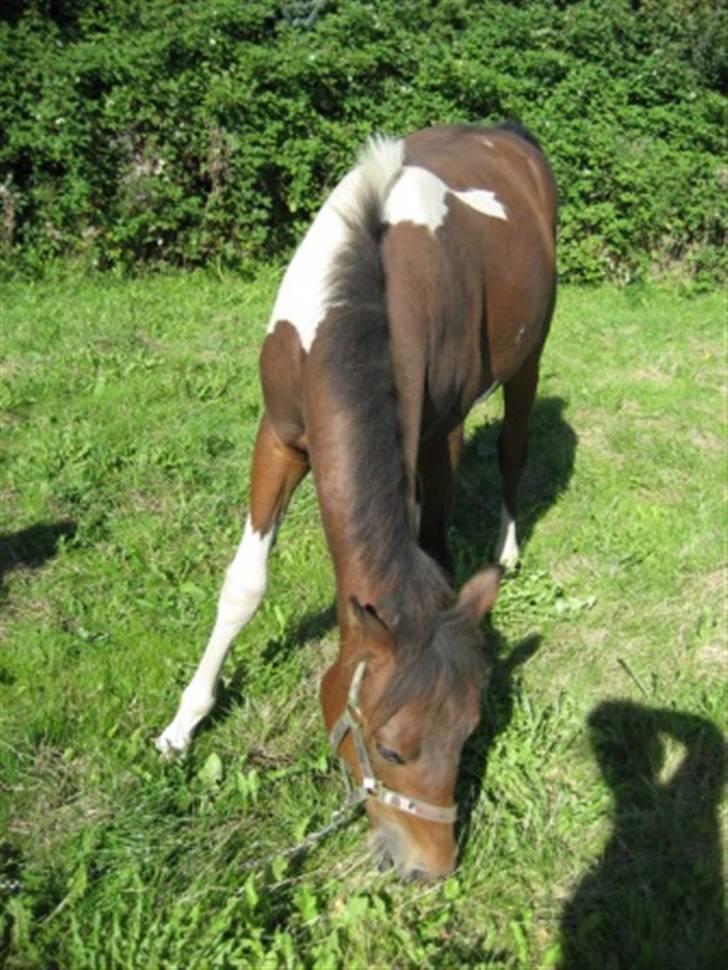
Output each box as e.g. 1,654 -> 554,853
1,273 -> 725,968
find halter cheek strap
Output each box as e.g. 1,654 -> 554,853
328,661 -> 458,825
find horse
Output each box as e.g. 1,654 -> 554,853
156,123 -> 557,880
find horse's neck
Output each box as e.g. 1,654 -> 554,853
312,441 -> 417,616
300,250 -> 420,601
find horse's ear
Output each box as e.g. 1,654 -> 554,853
347,596 -> 392,651
457,565 -> 503,625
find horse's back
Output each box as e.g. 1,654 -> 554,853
261,124 -> 557,452
382,125 -> 557,420
395,125 -> 557,312
403,124 -> 557,234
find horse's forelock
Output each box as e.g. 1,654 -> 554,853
371,606 -> 486,731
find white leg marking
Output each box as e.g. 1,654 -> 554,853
494,504 -> 519,571
156,517 -> 274,757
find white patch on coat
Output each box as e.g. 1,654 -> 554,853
494,504 -> 519,571
453,187 -> 507,221
384,166 -> 508,231
267,140 -> 507,351
268,136 -> 405,352
383,166 -> 449,232
156,516 -> 274,756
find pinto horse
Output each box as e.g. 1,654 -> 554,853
157,123 -> 557,880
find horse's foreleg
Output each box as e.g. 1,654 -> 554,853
416,425 -> 463,578
156,416 -> 309,757
495,349 -> 540,570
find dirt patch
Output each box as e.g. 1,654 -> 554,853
688,428 -> 722,451
698,640 -> 726,670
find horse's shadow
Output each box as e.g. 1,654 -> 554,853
0,520 -> 77,598
559,702 -> 726,969
455,627 -> 542,850
442,395 -> 576,841
450,394 -> 576,573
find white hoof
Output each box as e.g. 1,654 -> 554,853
497,543 -> 520,572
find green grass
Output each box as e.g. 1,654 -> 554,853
1,272 -> 725,969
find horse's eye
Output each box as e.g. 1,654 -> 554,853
376,742 -> 406,765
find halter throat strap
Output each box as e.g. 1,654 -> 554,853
328,660 -> 458,825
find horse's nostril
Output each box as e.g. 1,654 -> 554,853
407,867 -> 431,883
369,830 -> 397,873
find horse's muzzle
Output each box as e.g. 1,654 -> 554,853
369,821 -> 457,881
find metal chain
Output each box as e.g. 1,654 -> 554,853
0,878 -> 23,894
244,786 -> 366,878
277,788 -> 366,862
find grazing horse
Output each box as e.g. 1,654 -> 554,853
157,124 -> 557,880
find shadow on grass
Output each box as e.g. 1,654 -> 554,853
261,604 -> 338,667
0,520 -> 77,595
451,395 -> 576,573
452,395 -> 574,848
560,702 -> 726,970
456,626 -> 542,852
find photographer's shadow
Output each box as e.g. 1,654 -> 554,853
560,702 -> 726,970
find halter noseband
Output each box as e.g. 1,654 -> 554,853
328,661 -> 458,824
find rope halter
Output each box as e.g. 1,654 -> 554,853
328,660 -> 458,824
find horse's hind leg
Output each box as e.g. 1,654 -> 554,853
156,415 -> 309,757
495,348 -> 541,570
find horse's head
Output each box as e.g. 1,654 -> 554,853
321,566 -> 502,880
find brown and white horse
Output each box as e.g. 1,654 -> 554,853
157,124 -> 557,880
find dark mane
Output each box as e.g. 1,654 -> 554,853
315,176 -> 485,718
318,186 -> 450,624
374,608 -> 487,727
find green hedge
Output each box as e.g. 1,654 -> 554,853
0,0 -> 725,282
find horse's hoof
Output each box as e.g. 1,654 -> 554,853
155,730 -> 189,760
497,550 -> 520,573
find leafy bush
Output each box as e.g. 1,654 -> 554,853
0,0 -> 725,281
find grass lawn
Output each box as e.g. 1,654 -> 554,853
0,271 -> 725,968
